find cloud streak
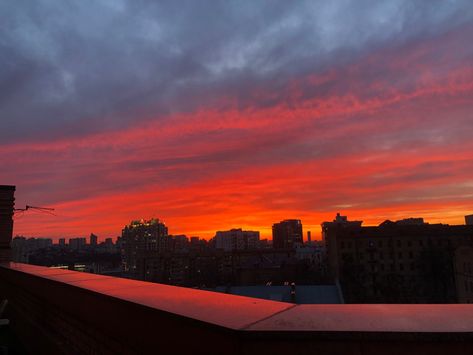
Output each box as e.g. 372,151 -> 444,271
1,0 -> 472,239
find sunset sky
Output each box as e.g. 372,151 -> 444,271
1,1 -> 473,240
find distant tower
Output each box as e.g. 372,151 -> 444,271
90,233 -> 98,247
121,218 -> 168,277
0,185 -> 15,262
272,219 -> 303,249
466,215 -> 473,226
307,231 -> 311,243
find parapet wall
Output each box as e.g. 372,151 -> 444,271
1,263 -> 473,354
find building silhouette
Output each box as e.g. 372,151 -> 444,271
69,237 -> 86,251
215,228 -> 259,251
466,214 -> 473,226
89,233 -> 98,247
272,219 -> 303,249
0,185 -> 15,262
323,214 -> 473,303
321,213 -> 362,241
121,218 -> 168,278
454,246 -> 473,303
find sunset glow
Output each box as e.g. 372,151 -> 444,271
1,2 -> 472,240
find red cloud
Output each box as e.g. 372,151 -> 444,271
5,25 -> 473,240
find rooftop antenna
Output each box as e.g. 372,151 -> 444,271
14,205 -> 56,216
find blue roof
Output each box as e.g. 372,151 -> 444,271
213,285 -> 342,304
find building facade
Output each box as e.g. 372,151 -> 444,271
69,237 -> 87,251
215,229 -> 260,251
121,218 -> 169,278
272,220 -> 303,249
323,214 -> 473,303
454,246 -> 473,303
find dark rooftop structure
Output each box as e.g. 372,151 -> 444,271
0,185 -> 15,263
323,214 -> 473,304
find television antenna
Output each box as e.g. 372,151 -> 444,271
14,205 -> 56,216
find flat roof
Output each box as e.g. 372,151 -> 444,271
2,262 -> 473,335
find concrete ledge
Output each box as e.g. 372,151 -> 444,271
1,263 -> 473,354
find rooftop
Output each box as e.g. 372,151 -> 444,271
1,262 -> 473,354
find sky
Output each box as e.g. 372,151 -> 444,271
1,0 -> 473,240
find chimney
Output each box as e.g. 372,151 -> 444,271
0,185 -> 15,263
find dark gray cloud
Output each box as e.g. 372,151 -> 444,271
1,0 -> 472,143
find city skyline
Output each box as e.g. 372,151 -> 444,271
2,1 -> 473,353
1,1 -> 473,239
11,213 -> 473,242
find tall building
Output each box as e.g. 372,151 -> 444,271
322,214 -> 473,303
89,233 -> 98,247
104,238 -> 115,253
58,238 -> 66,247
121,218 -> 169,277
215,229 -> 260,251
272,220 -> 303,249
11,236 -> 27,263
169,235 -> 189,252
0,185 -> 15,262
11,236 -> 53,263
69,237 -> 86,251
321,213 -> 362,241
466,215 -> 473,226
